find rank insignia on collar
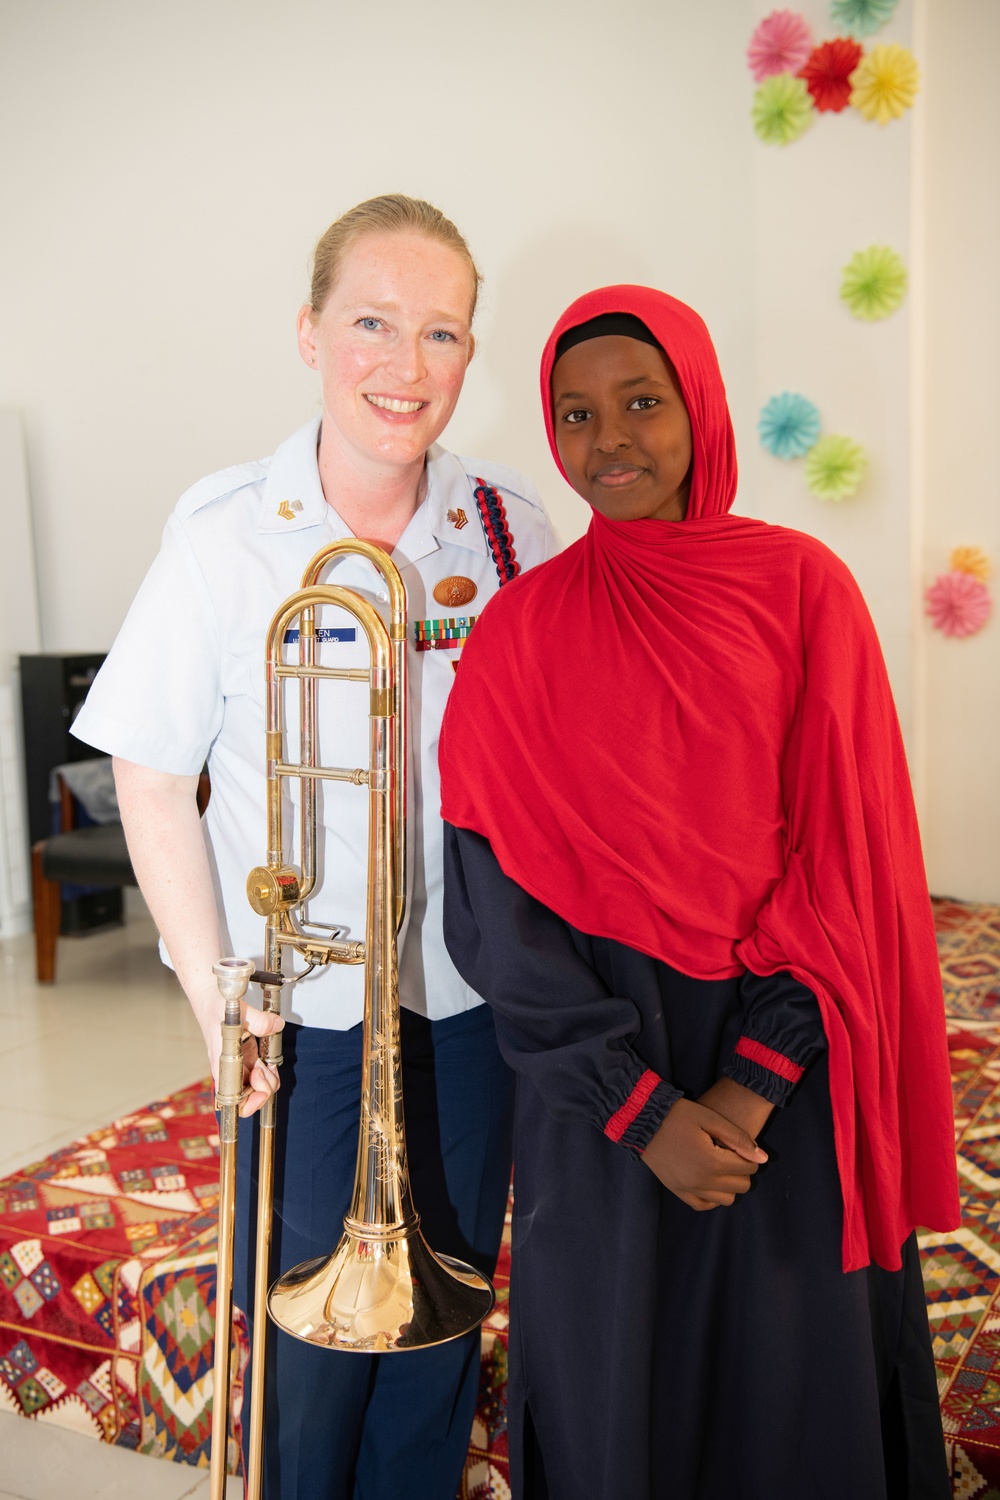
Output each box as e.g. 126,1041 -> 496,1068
433,576 -> 477,608
447,508 -> 469,530
277,499 -> 303,520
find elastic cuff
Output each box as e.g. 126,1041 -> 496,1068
722,1055 -> 796,1107
604,1069 -> 682,1153
734,1036 -> 804,1082
621,1079 -> 682,1152
604,1069 -> 661,1143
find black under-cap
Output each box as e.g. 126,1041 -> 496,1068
553,312 -> 663,364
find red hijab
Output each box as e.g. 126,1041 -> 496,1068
439,285 -> 958,1272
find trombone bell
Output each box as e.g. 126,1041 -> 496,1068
268,1229 -> 493,1351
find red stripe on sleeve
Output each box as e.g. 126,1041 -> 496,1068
735,1036 -> 805,1084
604,1068 -> 662,1143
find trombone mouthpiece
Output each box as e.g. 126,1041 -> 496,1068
214,956 -> 255,1010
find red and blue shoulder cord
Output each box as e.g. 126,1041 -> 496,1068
474,478 -> 520,586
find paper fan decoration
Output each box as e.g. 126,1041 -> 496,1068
747,11 -> 813,82
799,38 -> 863,112
804,434 -> 866,500
840,245 -> 907,321
949,546 -> 991,582
850,44 -> 920,124
925,571 -> 992,638
830,0 -> 899,39
758,393 -> 822,460
752,74 -> 814,145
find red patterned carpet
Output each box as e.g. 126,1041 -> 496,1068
0,1075 -> 509,1493
0,1080 -> 245,1470
1,899 -> 998,1498
922,899 -> 1000,1498
461,1206 -> 511,1500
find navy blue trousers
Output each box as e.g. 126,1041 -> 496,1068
233,1005 -> 514,1500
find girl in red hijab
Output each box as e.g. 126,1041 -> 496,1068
439,287 -> 956,1500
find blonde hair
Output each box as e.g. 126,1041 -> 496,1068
309,194 -> 482,320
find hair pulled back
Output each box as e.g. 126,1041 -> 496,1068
309,194 -> 481,320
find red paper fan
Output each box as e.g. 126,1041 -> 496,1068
925,570 -> 992,639
799,37 -> 863,113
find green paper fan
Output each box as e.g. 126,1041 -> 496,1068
752,74 -> 814,146
804,435 -> 866,501
840,245 -> 907,321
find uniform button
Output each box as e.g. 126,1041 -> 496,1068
376,590 -> 389,603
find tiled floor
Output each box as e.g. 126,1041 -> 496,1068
0,1408 -> 241,1498
0,898 -> 208,1180
0,901 -> 233,1499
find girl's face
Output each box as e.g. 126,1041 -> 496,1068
297,230 -> 475,473
551,335 -> 692,522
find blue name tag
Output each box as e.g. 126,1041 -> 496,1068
283,627 -> 357,644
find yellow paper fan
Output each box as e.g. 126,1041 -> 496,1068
850,44 -> 920,125
949,546 -> 991,583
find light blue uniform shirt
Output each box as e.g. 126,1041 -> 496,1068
73,419 -> 555,1029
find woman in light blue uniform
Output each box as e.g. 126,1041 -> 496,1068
73,194 -> 554,1499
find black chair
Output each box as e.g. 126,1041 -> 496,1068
31,770 -> 210,983
30,773 -> 135,983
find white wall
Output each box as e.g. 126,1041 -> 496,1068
0,413 -> 41,936
1,0 -> 996,899
918,0 -> 1000,900
748,0 -> 917,742
0,0 -> 755,649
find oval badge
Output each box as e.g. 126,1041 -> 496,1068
433,575 -> 478,608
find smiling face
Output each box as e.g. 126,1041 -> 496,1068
296,229 -> 476,475
551,334 -> 693,522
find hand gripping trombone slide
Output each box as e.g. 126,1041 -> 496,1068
208,540 -> 495,1500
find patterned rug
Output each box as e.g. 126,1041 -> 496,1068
3,899 -> 999,1497
933,898 -> 1000,1022
0,1080 -> 245,1470
922,1022 -> 1000,1498
918,898 -> 1000,1498
461,1208 -> 511,1500
0,1075 -> 510,1493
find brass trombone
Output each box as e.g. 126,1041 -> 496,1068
209,540 -> 495,1500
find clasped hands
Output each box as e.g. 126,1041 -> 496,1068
641,1076 -> 774,1212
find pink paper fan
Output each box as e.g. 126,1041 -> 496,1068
747,10 -> 813,82
925,570 -> 992,638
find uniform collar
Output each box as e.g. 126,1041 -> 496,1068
421,446 -> 489,560
391,447 -> 488,568
256,424 -> 489,560
257,418 -> 335,534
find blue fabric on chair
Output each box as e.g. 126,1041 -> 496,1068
49,757 -> 121,825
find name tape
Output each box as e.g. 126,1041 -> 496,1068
283,628 -> 357,644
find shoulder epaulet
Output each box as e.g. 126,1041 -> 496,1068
458,455 -> 545,514
174,457 -> 270,520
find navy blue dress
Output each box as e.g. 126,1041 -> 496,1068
444,825 -> 948,1500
